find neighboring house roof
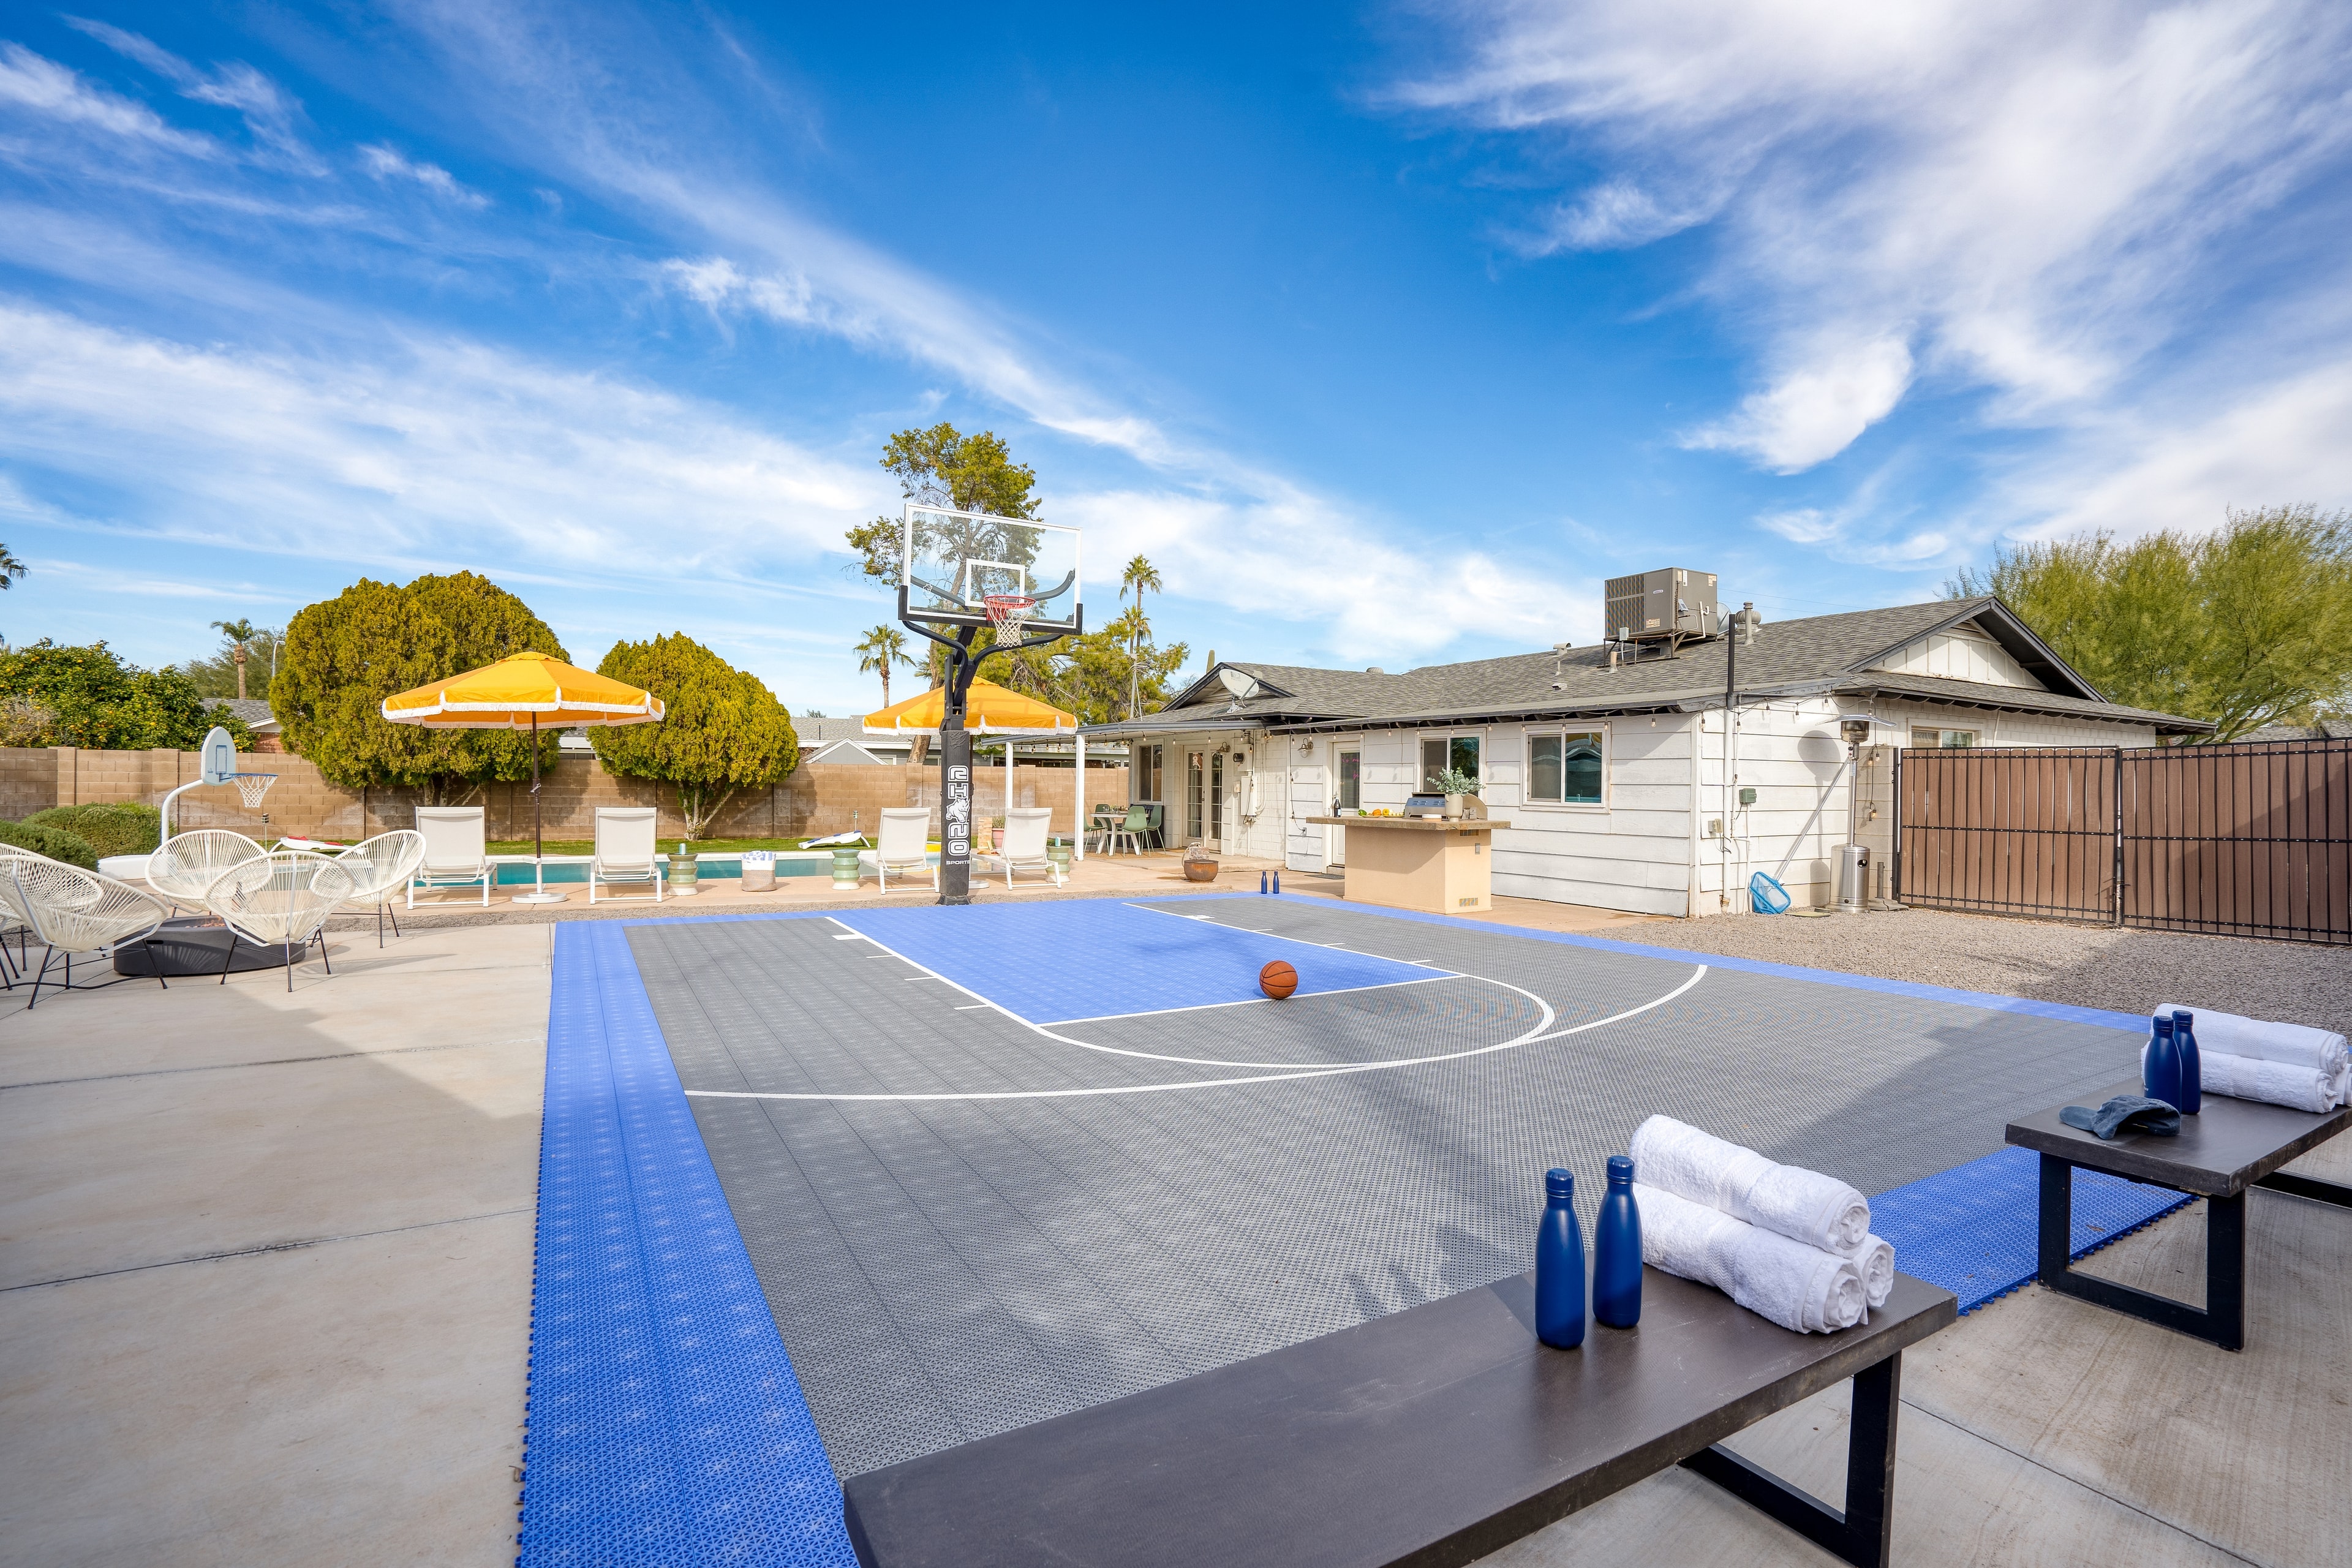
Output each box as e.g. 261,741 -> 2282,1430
217,697 -> 277,729
2236,719 -> 2352,743
1083,598 -> 2212,739
807,737 -> 891,765
804,716 -> 911,747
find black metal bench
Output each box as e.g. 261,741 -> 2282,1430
843,1267 -> 1956,1568
2007,1078 -> 2352,1352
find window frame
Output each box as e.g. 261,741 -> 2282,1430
1521,725 -> 1610,812
1910,726 -> 1980,750
1418,732 -> 1485,793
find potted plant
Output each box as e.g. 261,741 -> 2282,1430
1434,769 -> 1480,820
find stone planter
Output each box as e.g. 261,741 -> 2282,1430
830,844 -> 863,890
668,854 -> 699,895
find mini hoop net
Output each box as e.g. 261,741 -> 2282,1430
230,772 -> 278,810
983,593 -> 1039,644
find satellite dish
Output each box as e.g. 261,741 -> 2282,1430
1217,667 -> 1262,701
199,725 -> 238,786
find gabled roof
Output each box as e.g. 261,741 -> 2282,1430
218,698 -> 277,730
1080,598 -> 2211,738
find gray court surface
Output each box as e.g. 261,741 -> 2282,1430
625,900 -> 2143,1479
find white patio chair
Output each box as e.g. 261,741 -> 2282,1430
334,831 -> 428,947
7,856 -> 170,1009
146,829 -> 268,911
861,807 -> 937,893
410,807 -> 492,907
589,807 -> 662,905
206,851 -> 356,992
981,807 -> 1063,890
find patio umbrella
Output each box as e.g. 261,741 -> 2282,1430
380,651 -> 664,904
865,679 -> 1081,853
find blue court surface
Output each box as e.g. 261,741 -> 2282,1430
516,895 -> 2188,1567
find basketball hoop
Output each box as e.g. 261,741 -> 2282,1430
983,593 -> 1039,644
229,772 -> 277,811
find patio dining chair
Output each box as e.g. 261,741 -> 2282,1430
410,807 -> 492,907
333,831 -> 428,946
206,851 -> 356,992
1105,804 -> 1149,857
981,807 -> 1063,890
589,807 -> 662,905
861,807 -> 937,892
146,829 -> 268,912
7,855 -> 170,1009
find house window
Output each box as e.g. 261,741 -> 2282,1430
1912,727 -> 1978,749
1335,747 -> 1361,812
1137,744 -> 1163,802
1526,729 -> 1606,805
1420,734 -> 1482,791
1186,751 -> 1205,841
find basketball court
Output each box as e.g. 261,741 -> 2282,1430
516,892 -> 2190,1564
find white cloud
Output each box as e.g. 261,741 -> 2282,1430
0,302 -> 880,581
0,42 -> 214,154
360,143 -> 489,208
63,18 -> 314,163
1401,1 -> 2352,471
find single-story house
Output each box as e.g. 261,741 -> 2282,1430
219,697 -> 284,752
1079,597 -> 2210,917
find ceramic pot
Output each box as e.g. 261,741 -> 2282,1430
1183,859 -> 1220,883
1442,794 -> 1465,820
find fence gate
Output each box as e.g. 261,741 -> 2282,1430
1896,739 -> 2352,945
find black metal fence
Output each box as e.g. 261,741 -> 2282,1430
1895,739 -> 2352,945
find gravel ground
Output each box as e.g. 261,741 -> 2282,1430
1618,907 -> 2352,1039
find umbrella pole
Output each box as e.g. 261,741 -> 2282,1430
514,710 -> 566,903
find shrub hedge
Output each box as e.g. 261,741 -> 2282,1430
23,803 -> 161,859
0,820 -> 99,869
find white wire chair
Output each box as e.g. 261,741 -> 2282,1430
205,851 -> 357,991
333,831 -> 428,947
7,855 -> 171,1009
0,848 -> 55,989
147,830 -> 269,911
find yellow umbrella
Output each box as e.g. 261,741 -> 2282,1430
382,651 -> 664,903
862,677 -> 1075,736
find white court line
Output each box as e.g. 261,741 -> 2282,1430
1042,973 -> 1453,1027
685,965 -> 1703,1104
832,933 -> 871,941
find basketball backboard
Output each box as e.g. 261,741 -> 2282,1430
199,725 -> 238,786
899,504 -> 1081,636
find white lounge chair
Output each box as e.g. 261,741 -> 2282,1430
410,807 -> 492,907
147,829 -> 268,911
982,807 -> 1063,889
589,808 -> 662,904
861,807 -> 936,893
207,851 -> 356,991
334,831 -> 428,946
7,856 -> 170,1008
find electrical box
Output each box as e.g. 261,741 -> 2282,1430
1604,568 -> 1719,644
1738,786 -> 1757,807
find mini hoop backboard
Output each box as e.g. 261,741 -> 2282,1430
901,504 -> 1080,637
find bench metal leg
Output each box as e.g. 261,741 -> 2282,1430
2037,1153 -> 2245,1352
2254,1169 -> 2352,1208
1681,1351 -> 1901,1568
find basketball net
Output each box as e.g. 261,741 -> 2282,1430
230,772 -> 278,810
982,593 -> 1038,646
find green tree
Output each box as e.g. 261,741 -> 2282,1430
273,572 -> 567,802
1118,555 -> 1164,720
843,423 -> 1043,582
589,634 -> 800,839
854,624 -> 914,707
183,619 -> 287,701
0,640 -> 251,750
1946,505 -> 2352,740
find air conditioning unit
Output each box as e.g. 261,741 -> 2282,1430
1604,568 -> 1720,647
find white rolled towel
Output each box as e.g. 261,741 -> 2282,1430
2155,1004 -> 2345,1076
2144,1042 -> 2346,1114
1629,1115 -> 1872,1256
1855,1234 -> 1895,1309
1635,1182 -> 1867,1333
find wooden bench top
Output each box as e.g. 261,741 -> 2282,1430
843,1266 -> 1955,1568
2007,1076 -> 2351,1197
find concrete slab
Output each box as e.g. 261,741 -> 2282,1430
0,1210 -> 530,1568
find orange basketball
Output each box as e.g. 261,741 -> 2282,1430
1259,960 -> 1298,1000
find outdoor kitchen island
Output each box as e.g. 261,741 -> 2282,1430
1308,815 -> 1507,914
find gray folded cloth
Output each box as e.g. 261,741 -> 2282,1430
2060,1095 -> 2180,1139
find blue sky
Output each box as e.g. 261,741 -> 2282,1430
3,2 -> 2349,715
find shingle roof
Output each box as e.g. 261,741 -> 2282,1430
217,698 -> 277,728
1082,598 -> 2211,737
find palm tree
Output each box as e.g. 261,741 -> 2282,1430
212,618 -> 258,699
0,543 -> 26,590
1119,555 -> 1163,721
854,624 -> 914,707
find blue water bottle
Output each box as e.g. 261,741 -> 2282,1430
1594,1155 -> 1642,1329
2171,1009 -> 2201,1115
2144,1014 -> 2182,1110
1536,1168 -> 1586,1349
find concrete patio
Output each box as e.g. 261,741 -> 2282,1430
1,903 -> 2344,1567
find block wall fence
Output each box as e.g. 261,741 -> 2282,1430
0,748 -> 1129,845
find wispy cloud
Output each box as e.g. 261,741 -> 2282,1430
63,18 -> 315,164
0,41 -> 216,155
1400,0 -> 2352,481
360,143 -> 489,208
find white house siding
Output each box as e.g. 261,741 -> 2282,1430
1871,626 -> 2043,688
